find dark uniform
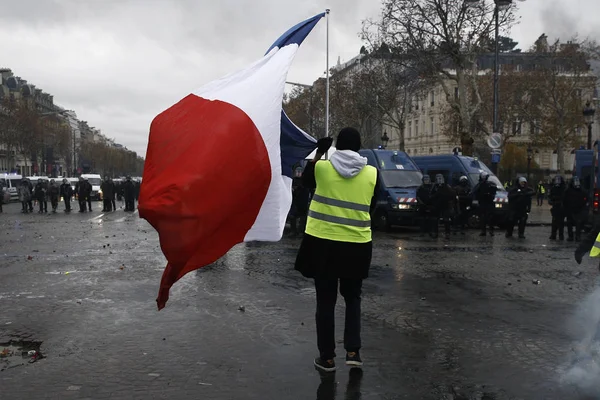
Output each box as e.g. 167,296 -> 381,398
549,175 -> 567,240
417,175 -> 435,236
453,176 -> 472,233
564,176 -> 587,242
123,177 -> 136,212
505,177 -> 534,239
430,174 -> 455,236
75,178 -> 87,212
473,173 -> 497,236
34,179 -> 48,213
60,179 -> 73,212
101,177 -> 115,212
289,176 -> 310,235
48,179 -> 60,213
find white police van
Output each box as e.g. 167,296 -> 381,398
0,173 -> 23,202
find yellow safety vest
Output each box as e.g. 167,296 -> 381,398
305,161 -> 377,243
591,233 -> 600,257
539,185 -> 546,194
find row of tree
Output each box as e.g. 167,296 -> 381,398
284,0 -> 599,173
0,97 -> 144,176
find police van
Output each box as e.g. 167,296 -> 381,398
0,173 -> 23,202
80,174 -> 103,200
412,154 -> 509,227
359,149 -> 423,230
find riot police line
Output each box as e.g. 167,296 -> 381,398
0,176 -> 140,214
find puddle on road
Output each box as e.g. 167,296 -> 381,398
0,340 -> 43,371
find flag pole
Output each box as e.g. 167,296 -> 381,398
325,8 -> 330,160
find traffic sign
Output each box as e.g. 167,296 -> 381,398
490,148 -> 502,154
487,132 -> 503,149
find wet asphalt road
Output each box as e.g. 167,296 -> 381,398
0,201 -> 597,399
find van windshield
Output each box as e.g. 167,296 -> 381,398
87,178 -> 101,186
381,171 -> 423,188
9,179 -> 20,188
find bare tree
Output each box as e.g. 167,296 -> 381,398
519,38 -> 596,172
363,0 -> 517,155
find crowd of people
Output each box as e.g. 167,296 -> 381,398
3,176 -> 140,214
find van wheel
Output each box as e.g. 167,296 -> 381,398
374,210 -> 391,231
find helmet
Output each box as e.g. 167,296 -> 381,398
572,176 -> 581,188
79,177 -> 84,181
63,178 -> 68,184
435,174 -> 445,185
422,175 -> 431,185
50,179 -> 55,184
459,176 -> 468,184
126,176 -> 132,181
480,172 -> 489,182
518,176 -> 527,186
553,175 -> 563,186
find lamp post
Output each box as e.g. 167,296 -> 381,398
381,131 -> 390,149
526,145 -> 533,182
466,0 -> 526,174
583,101 -> 596,150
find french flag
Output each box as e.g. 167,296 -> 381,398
139,13 -> 325,310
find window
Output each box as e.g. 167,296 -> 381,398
575,89 -> 582,98
512,118 -> 522,135
415,120 -> 419,137
454,87 -> 459,100
529,120 -> 540,135
414,149 -> 418,155
430,91 -> 435,106
413,96 -> 419,110
552,150 -> 558,171
430,117 -> 435,136
407,121 -> 412,138
423,121 -> 426,136
429,148 -> 433,154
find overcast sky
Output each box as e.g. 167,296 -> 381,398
2,0 -> 598,156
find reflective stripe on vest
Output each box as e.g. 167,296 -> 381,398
590,233 -> 600,257
305,160 -> 377,243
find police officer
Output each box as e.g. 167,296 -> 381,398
60,178 -> 73,212
123,176 -> 136,212
575,225 -> 600,266
417,175 -> 435,236
48,179 -> 60,213
75,177 -> 87,212
549,175 -> 567,240
430,174 -> 455,237
505,177 -> 534,239
34,178 -> 48,213
564,176 -> 587,242
473,172 -> 497,236
295,128 -> 378,372
453,176 -> 472,233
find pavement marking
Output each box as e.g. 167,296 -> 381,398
88,213 -> 105,221
67,386 -> 81,391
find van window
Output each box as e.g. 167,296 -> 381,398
9,179 -> 20,188
426,169 -> 450,184
381,171 -> 423,188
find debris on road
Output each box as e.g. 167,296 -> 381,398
26,256 -> 33,261
532,280 -> 541,285
238,306 -> 246,312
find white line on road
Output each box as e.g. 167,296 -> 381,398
88,213 -> 105,221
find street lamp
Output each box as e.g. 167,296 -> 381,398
583,101 -> 596,150
527,145 -> 533,182
381,131 -> 390,149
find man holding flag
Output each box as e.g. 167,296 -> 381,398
295,128 -> 378,372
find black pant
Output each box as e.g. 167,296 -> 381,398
103,199 -> 112,211
38,200 -> 47,213
537,195 -> 544,206
21,201 -> 28,212
479,204 -> 494,234
125,198 -> 135,211
87,196 -> 92,211
51,198 -> 58,211
79,199 -> 86,212
551,207 -> 565,238
567,210 -> 585,240
111,199 -> 116,211
64,197 -> 71,211
315,278 -> 362,360
28,201 -> 33,211
506,211 -> 527,236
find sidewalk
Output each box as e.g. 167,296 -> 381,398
527,203 -> 552,225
